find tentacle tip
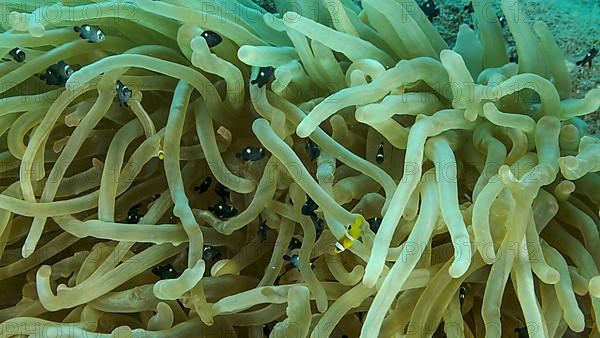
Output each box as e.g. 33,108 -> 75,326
589,278 -> 600,298
449,260 -> 469,278
296,124 -> 311,138
283,11 -> 300,24
544,270 -> 561,284
569,318 -> 586,333
56,283 -> 69,292
439,49 -> 458,60
481,249 -> 497,264
37,265 -> 52,277
362,275 -> 377,289
21,246 -> 35,258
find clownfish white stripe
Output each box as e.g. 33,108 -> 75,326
345,232 -> 357,242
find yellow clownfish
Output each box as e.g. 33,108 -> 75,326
334,216 -> 364,253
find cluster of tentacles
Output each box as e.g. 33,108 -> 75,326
0,0 -> 599,337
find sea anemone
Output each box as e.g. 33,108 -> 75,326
1,0 -> 599,337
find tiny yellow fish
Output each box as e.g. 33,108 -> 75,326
334,216 -> 364,253
158,140 -> 165,160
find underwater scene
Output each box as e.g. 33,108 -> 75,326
0,0 -> 599,337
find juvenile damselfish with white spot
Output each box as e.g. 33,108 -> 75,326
576,47 -> 598,67
283,254 -> 314,271
151,264 -> 180,279
40,60 -> 74,86
74,24 -> 105,43
288,237 -> 302,250
257,222 -> 268,242
514,327 -> 528,338
8,48 -> 26,62
367,217 -> 381,233
126,204 -> 143,224
202,246 -> 221,261
214,182 -> 230,201
310,214 -> 324,237
237,146 -> 266,162
208,200 -> 238,219
376,142 -> 384,164
305,139 -> 320,162
116,80 -> 132,107
201,30 -> 222,48
194,176 -> 212,194
302,195 -> 319,216
251,66 -> 275,88
420,0 -> 440,22
463,1 -> 474,14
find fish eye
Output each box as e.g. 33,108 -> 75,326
200,30 -> 222,47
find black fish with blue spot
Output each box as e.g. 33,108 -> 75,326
251,66 -> 275,88
152,264 -> 180,279
283,254 -> 300,270
201,30 -> 222,48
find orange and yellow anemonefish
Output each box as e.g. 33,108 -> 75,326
334,216 -> 364,253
